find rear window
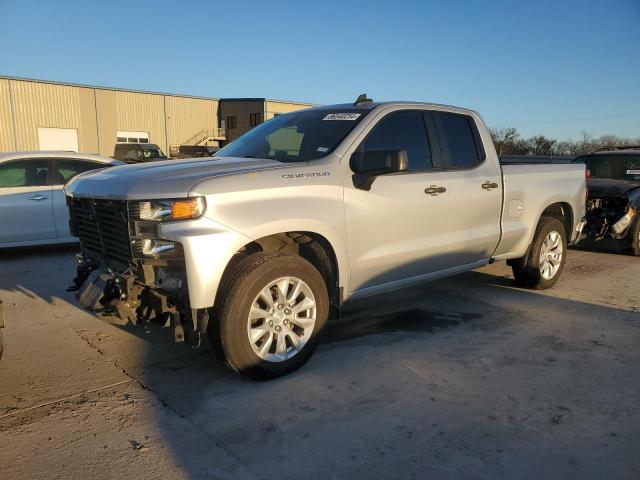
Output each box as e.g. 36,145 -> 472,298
576,154 -> 640,181
56,159 -> 104,184
432,111 -> 483,169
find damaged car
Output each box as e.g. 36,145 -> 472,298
574,148 -> 640,255
65,98 -> 586,379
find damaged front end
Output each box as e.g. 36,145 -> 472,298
583,196 -> 636,241
66,196 -> 208,348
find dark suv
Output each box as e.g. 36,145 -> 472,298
174,145 -> 219,159
574,148 -> 640,255
113,143 -> 167,163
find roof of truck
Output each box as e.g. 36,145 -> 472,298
306,101 -> 479,116
576,148 -> 640,158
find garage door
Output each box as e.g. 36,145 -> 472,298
37,128 -> 79,152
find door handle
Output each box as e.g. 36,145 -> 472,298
482,181 -> 499,190
424,185 -> 447,196
28,194 -> 48,201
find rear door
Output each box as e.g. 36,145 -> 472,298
51,158 -> 111,238
427,111 -> 502,265
0,158 -> 56,244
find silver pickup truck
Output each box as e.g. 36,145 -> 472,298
65,97 -> 586,379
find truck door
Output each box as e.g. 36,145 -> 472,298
342,110 -> 452,294
427,111 -> 502,265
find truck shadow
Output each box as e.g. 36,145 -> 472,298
130,271 -> 638,479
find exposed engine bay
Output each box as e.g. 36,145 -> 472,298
583,196 -> 636,240
574,151 -> 640,253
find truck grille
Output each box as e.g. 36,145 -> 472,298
68,197 -> 133,270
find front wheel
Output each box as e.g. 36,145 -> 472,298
512,217 -> 567,289
210,251 -> 329,380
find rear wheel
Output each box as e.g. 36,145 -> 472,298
210,251 -> 329,380
512,217 -> 567,289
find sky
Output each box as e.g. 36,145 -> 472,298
0,0 -> 638,140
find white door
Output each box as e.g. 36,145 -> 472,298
38,128 -> 79,152
0,159 -> 56,244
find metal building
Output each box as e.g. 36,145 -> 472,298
219,98 -> 315,143
0,76 -> 228,156
0,77 -> 316,156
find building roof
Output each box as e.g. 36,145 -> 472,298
220,97 -> 316,106
0,75 -> 219,101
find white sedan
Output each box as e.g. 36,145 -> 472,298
0,151 -> 123,248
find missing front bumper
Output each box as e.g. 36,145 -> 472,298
73,263 -> 207,348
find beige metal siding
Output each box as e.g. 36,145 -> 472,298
219,99 -> 265,142
9,79 -> 98,152
264,100 -> 313,121
165,96 -> 220,147
0,79 -> 16,151
95,89 -> 167,156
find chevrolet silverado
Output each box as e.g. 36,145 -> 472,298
65,96 -> 587,379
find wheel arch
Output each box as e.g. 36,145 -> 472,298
216,230 -> 346,309
540,201 -> 574,241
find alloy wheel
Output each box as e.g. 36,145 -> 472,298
247,276 -> 317,362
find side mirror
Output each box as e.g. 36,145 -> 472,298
351,149 -> 408,190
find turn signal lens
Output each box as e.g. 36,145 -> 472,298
171,198 -> 206,220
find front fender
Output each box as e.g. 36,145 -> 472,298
158,217 -> 252,309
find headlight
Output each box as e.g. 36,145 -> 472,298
612,207 -> 636,235
135,197 -> 206,222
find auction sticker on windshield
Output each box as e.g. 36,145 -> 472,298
323,113 -> 362,121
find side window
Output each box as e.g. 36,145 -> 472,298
432,111 -> 483,169
227,116 -> 237,129
55,160 -> 104,184
360,111 -> 432,171
0,160 -> 49,188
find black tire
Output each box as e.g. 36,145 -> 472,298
512,217 -> 568,289
629,217 -> 640,256
210,251 -> 329,380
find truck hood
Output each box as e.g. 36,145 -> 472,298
587,178 -> 640,199
65,156 -> 289,200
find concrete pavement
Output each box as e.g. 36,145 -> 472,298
0,245 -> 638,479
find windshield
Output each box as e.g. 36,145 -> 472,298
576,154 -> 640,181
138,149 -> 166,160
215,109 -> 368,162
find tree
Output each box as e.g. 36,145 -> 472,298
490,127 -> 527,155
526,135 -> 556,155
